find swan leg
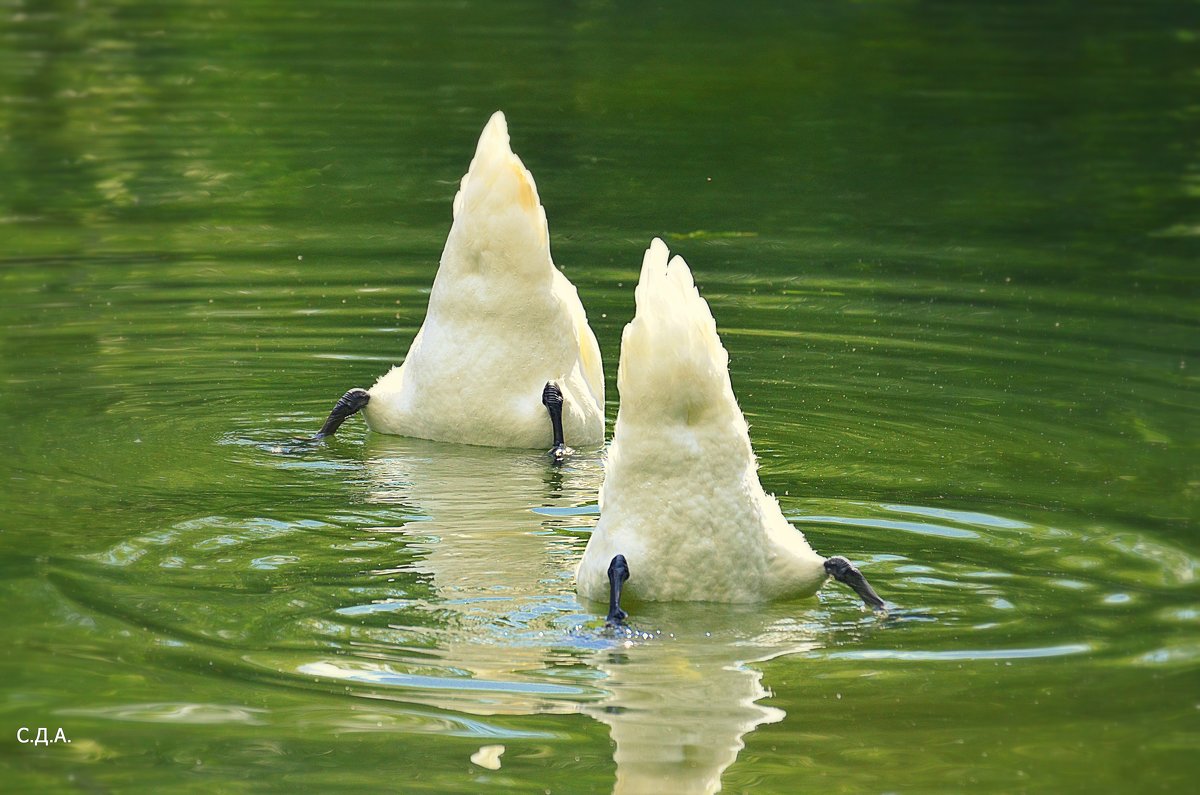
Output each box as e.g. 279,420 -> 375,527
606,554 -> 630,626
313,388 -> 370,439
824,556 -> 886,611
541,382 -> 569,462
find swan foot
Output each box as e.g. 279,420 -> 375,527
824,556 -> 886,611
541,381 -> 570,463
606,554 -> 630,626
313,388 -> 370,439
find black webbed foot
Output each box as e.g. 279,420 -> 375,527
313,388 -> 370,439
824,555 -> 886,611
541,382 -> 570,463
606,554 -> 630,626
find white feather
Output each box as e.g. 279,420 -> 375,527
364,112 -> 605,448
576,239 -> 827,603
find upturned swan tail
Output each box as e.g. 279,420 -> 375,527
616,238 -> 739,425
447,111 -> 550,269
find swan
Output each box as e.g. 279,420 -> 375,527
575,239 -> 884,621
314,112 -> 605,456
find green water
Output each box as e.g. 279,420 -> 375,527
2,0 -> 1198,792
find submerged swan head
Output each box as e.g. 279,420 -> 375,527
314,112 -> 604,454
576,239 -> 885,618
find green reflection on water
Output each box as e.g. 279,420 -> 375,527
1,0 -> 1197,792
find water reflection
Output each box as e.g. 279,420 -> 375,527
353,436 -> 603,713
584,607 -> 821,795
352,438 -> 824,793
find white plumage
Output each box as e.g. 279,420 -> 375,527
576,239 -> 828,604
362,112 -> 605,448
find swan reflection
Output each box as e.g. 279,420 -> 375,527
584,605 -> 817,795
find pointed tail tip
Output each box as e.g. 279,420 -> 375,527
639,238 -> 697,298
467,110 -> 541,205
477,110 -> 511,153
484,109 -> 507,129
641,238 -> 671,281
632,238 -> 723,356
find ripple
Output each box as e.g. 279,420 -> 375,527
881,503 -> 1031,530
827,643 -> 1093,662
335,599 -> 421,616
531,505 -> 601,518
1131,642 -> 1200,667
298,661 -> 593,697
59,702 -> 267,725
316,710 -> 554,740
86,514 -> 343,570
251,554 -> 300,570
798,514 -> 980,540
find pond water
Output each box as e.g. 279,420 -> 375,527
2,0 -> 1197,792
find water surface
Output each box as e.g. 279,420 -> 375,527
1,0 -> 1197,792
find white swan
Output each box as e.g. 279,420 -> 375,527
315,112 -> 605,454
575,239 -> 883,619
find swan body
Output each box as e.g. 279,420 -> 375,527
576,239 -> 840,605
330,112 -> 604,449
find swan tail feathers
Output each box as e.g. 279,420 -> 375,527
449,111 -> 549,262
576,306 -> 605,408
617,239 -> 734,422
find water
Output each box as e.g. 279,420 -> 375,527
2,0 -> 1197,791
